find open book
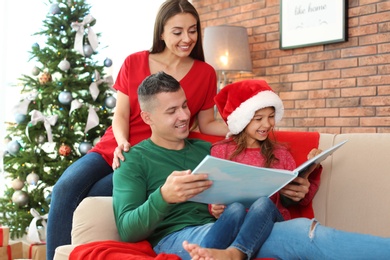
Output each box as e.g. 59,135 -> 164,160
189,140 -> 347,207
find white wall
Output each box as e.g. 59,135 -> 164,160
0,0 -> 164,195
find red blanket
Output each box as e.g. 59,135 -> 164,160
70,131 -> 321,260
70,240 -> 180,260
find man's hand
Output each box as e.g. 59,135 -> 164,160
210,204 -> 226,219
160,170 -> 212,204
112,141 -> 131,170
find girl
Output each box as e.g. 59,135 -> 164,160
183,79 -> 390,260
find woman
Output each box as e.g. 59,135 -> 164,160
46,1 -> 227,259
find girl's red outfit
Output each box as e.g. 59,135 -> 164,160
90,50 -> 217,166
211,141 -> 321,220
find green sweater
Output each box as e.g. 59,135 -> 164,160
113,138 -> 215,247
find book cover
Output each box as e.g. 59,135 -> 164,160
189,140 -> 347,207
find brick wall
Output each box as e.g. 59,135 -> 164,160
192,0 -> 390,133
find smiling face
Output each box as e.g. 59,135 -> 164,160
244,107 -> 276,148
141,87 -> 190,150
161,13 -> 198,58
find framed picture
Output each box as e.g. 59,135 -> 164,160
280,0 -> 348,49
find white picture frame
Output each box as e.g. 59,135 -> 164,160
280,0 -> 348,49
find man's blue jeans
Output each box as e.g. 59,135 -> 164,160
154,198 -> 390,259
46,152 -> 113,260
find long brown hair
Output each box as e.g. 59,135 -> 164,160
224,129 -> 279,168
150,0 -> 205,61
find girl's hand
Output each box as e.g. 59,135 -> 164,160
210,204 -> 226,219
112,141 -> 131,170
280,177 -> 310,202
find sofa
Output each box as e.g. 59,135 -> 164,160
54,131 -> 390,259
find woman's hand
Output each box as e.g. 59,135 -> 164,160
112,141 -> 131,170
210,204 -> 226,219
279,177 -> 310,202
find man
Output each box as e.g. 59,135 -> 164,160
113,72 -> 390,260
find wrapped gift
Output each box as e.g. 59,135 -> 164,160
0,242 -> 23,260
22,242 -> 46,260
0,226 -> 10,247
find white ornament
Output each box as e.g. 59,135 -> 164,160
58,59 -> 71,71
27,172 -> 40,186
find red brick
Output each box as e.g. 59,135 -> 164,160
359,33 -> 390,45
326,118 -> 359,126
341,46 -> 377,58
377,107 -> 390,116
349,24 -> 378,37
279,54 -> 308,65
309,89 -> 340,99
325,58 -> 358,70
341,86 -> 377,97
294,118 -> 325,127
342,127 -> 377,133
340,107 -> 376,117
309,70 -> 341,81
359,11 -> 390,25
359,54 -> 390,66
279,91 -> 308,100
341,66 -> 377,78
326,97 -> 360,107
378,85 -> 390,95
295,99 -> 325,109
294,62 -> 324,72
323,78 -> 357,89
358,75 -> 390,86
280,73 -> 309,82
361,96 -> 390,106
266,65 -> 293,75
292,81 -> 323,91
308,108 -> 339,117
361,117 -> 390,126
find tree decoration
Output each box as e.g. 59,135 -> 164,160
11,178 -> 25,190
58,90 -> 73,105
58,59 -> 71,71
32,66 -> 40,76
50,3 -> 61,15
12,190 -> 29,207
104,96 -> 116,109
1,0 -> 114,240
59,143 -> 71,156
7,140 -> 21,155
71,14 -> 99,56
26,172 -> 40,186
39,71 -> 52,85
14,113 -> 27,124
104,58 -> 113,67
83,44 -> 93,57
78,141 -> 92,155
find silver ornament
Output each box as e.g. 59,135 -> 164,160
7,140 -> 21,155
83,44 -> 93,57
58,91 -> 73,105
58,59 -> 71,71
79,141 -> 93,155
12,190 -> 29,207
26,172 -> 40,186
32,66 -> 40,76
14,113 -> 26,124
61,37 -> 68,44
50,3 -> 61,15
11,178 -> 25,190
105,96 -> 116,109
35,134 -> 46,144
104,58 -> 113,67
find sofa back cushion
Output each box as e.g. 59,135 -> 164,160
314,133 -> 390,237
71,196 -> 120,244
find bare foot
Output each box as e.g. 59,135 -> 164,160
182,241 -> 245,260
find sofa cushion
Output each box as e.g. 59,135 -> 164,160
71,196 -> 120,244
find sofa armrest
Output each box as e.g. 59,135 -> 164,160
71,196 -> 120,244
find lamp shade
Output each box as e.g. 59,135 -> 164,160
203,25 -> 252,72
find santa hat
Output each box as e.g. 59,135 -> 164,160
215,79 -> 284,135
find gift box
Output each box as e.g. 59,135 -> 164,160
22,242 -> 46,260
0,226 -> 10,247
0,242 -> 23,260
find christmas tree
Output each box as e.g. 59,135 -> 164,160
0,0 -> 115,239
